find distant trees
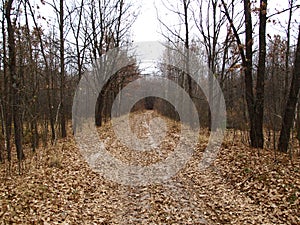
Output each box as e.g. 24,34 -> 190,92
264,35 -> 287,147
89,0 -> 137,126
159,0 -> 299,151
157,0 -> 193,107
0,0 -> 137,169
0,0 -> 299,171
194,0 -> 230,128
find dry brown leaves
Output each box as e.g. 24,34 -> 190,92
0,111 -> 299,224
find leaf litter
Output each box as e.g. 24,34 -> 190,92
0,110 -> 299,224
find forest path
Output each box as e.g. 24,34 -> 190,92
0,110 -> 299,224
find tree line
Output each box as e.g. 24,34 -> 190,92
0,0 -> 300,172
157,0 -> 300,153
0,0 -> 137,171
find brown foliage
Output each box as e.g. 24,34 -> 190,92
0,112 -> 299,224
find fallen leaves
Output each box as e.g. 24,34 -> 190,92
0,110 -> 299,224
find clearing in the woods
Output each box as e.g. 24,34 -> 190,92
0,110 -> 299,224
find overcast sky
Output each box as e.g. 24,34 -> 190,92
131,0 -> 300,43
32,0 -> 300,45
132,0 -> 163,42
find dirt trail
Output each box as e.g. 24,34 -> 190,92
90,110 -> 280,224
0,110 -> 299,224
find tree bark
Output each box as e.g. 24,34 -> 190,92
243,0 -> 257,148
2,3 -> 12,162
253,0 -> 267,148
60,0 -> 66,138
183,0 -> 192,104
222,0 -> 265,148
283,0 -> 294,107
6,0 -> 25,165
278,25 -> 300,153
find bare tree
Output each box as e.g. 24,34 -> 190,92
1,0 -> 12,164
278,25 -> 300,153
59,0 -> 66,138
283,0 -> 295,106
27,1 -> 57,142
264,35 -> 287,149
157,0 -> 193,123
93,0 -> 137,126
255,0 -> 267,148
23,2 -> 39,151
68,0 -> 87,82
5,0 -> 25,171
221,0 -> 267,148
194,0 -> 228,127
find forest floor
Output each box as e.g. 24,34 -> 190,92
0,110 -> 299,224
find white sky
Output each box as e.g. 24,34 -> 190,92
130,0 -> 300,75
131,0 -> 300,43
32,0 -> 300,43
131,0 -> 163,42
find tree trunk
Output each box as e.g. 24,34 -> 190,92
2,5 -> 12,163
278,25 -> 300,153
253,0 -> 267,148
222,0 -> 265,148
95,95 -> 103,127
243,0 -> 258,148
6,0 -> 25,165
60,0 -> 66,138
283,0 -> 294,108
